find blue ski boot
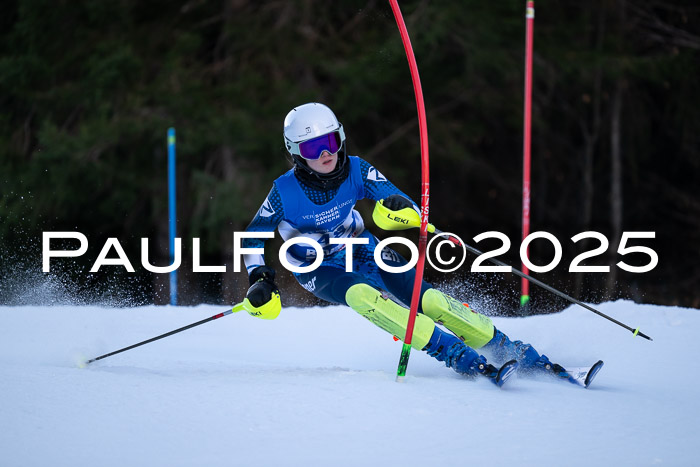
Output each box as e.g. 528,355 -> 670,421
424,328 -> 518,388
482,328 -> 547,373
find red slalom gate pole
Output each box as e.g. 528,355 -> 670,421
521,1 -> 535,309
388,0 -> 430,382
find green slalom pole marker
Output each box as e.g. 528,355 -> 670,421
396,343 -> 412,382
520,295 -> 530,308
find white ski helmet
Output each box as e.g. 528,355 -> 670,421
283,102 -> 346,159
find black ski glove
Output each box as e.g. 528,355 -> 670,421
246,265 -> 279,308
383,194 -> 414,212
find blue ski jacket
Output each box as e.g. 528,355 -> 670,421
243,156 -> 416,276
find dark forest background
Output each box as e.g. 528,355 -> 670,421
1,0 -> 698,312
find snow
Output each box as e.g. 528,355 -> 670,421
1,300 -> 698,466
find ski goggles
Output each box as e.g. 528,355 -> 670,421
287,126 -> 345,160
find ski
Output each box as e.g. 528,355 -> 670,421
543,360 -> 604,388
495,359 -> 519,388
476,359 -> 519,388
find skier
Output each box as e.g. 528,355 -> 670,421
241,102 -> 585,387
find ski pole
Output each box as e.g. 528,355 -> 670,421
83,300 -> 257,366
372,201 -> 653,341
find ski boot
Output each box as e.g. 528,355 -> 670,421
424,327 -> 518,388
483,328 -> 561,376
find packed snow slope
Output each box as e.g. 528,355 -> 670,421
0,300 -> 697,467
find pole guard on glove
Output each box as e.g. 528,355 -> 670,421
241,266 -> 281,320
372,196 -> 433,232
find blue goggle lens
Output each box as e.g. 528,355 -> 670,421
298,132 -> 342,160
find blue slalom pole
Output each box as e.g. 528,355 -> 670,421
168,128 -> 177,306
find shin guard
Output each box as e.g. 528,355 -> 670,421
345,284 -> 435,351
421,289 -> 494,349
